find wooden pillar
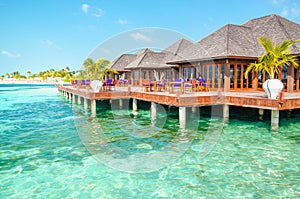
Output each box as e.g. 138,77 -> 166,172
271,110 -> 280,130
179,107 -> 186,129
133,98 -> 137,111
287,66 -> 294,93
224,62 -> 230,92
192,106 -> 197,113
223,104 -> 229,119
91,99 -> 96,115
84,98 -> 88,110
258,108 -> 264,120
72,94 -> 76,103
66,92 -> 69,100
119,99 -> 123,107
252,71 -> 258,90
78,96 -> 82,105
151,102 -> 157,120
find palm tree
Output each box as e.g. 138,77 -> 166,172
27,71 -> 32,79
245,37 -> 299,79
100,68 -> 119,80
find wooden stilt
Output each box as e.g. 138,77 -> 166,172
91,99 -> 96,115
84,98 -> 88,110
258,108 -> 264,120
223,104 -> 229,119
271,110 -> 280,130
78,96 -> 82,105
179,107 -> 186,129
133,99 -> 137,111
151,102 -> 157,120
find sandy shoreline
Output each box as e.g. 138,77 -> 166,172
0,79 -> 70,85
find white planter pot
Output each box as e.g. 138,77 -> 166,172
263,79 -> 284,99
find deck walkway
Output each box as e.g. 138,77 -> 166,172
56,85 -> 300,111
56,85 -> 300,130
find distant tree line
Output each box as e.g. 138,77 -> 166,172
0,58 -> 118,81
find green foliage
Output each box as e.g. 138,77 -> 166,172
1,58 -> 116,81
81,58 -> 117,80
245,37 -> 299,79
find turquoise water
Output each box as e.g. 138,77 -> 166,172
0,84 -> 299,198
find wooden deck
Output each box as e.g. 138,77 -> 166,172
56,85 -> 300,110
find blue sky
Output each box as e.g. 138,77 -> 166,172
1,0 -> 300,75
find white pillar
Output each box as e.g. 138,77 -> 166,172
78,96 -> 82,105
84,98 -> 88,110
223,104 -> 229,119
151,102 -> 157,120
192,106 -> 197,113
72,94 -> 76,103
133,99 -> 138,111
91,99 -> 96,115
179,107 -> 186,129
258,108 -> 264,120
271,110 -> 280,130
119,99 -> 123,107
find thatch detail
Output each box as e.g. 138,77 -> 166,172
110,54 -> 137,71
170,14 -> 300,64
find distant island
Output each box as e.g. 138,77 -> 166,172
0,58 -> 117,84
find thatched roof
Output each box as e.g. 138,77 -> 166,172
169,14 -> 300,64
124,51 -> 169,69
162,38 -> 193,55
110,54 -> 137,71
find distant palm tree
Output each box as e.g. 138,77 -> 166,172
245,37 -> 299,79
27,71 -> 32,79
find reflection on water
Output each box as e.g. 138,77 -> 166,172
0,85 -> 299,198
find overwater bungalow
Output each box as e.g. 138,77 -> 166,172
111,14 -> 300,93
168,14 -> 300,92
110,39 -> 193,86
58,14 -> 300,130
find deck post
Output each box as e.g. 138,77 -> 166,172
224,62 -> 230,92
271,110 -> 280,130
72,94 -> 76,103
119,99 -> 123,107
84,98 -> 88,110
258,108 -> 264,120
66,92 -> 69,100
78,96 -> 82,105
91,99 -> 96,115
151,102 -> 157,120
179,107 -> 186,129
192,106 -> 196,113
223,104 -> 229,119
133,98 -> 138,111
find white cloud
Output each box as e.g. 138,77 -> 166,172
291,3 -> 300,16
117,19 -> 128,25
40,39 -> 54,46
40,39 -> 62,50
130,32 -> 153,43
272,0 -> 286,5
82,4 -> 89,13
281,8 -> 289,17
92,8 -> 103,17
1,50 -> 20,58
272,0 -> 300,19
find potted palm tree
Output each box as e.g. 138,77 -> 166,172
245,37 -> 299,99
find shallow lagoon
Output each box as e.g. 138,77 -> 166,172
0,84 -> 299,198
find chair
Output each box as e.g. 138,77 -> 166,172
141,79 -> 153,92
103,79 -> 115,91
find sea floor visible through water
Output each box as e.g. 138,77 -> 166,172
0,84 -> 299,198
